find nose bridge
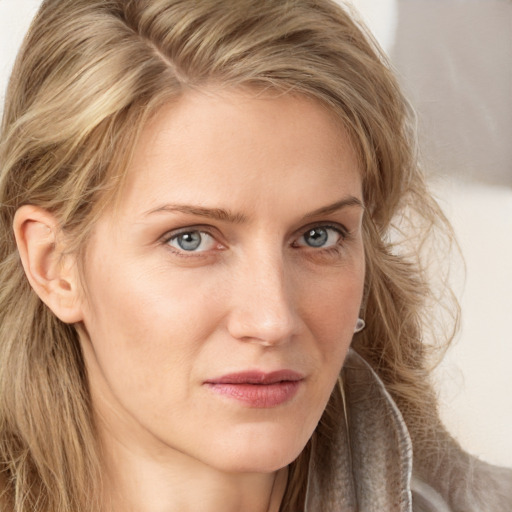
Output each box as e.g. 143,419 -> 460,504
227,245 -> 298,345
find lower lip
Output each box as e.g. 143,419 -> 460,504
205,381 -> 302,408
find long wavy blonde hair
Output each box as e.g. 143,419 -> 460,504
0,0 -> 476,510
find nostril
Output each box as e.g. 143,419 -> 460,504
227,308 -> 298,347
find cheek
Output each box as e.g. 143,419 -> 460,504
302,270 -> 364,416
83,255 -> 220,341
78,261 -> 224,409
302,264 -> 365,341
298,263 -> 364,381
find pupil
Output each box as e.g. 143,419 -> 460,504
178,232 -> 201,251
306,228 -> 327,247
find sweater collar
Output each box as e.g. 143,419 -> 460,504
304,348 -> 413,511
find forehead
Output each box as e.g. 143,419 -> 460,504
112,88 -> 362,221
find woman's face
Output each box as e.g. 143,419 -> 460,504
77,89 -> 365,474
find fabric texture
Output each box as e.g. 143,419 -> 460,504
303,349 -> 512,512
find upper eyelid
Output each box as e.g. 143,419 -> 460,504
161,224 -> 219,242
292,224 -> 347,246
163,229 -> 220,257
293,222 -> 348,239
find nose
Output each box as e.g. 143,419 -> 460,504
226,251 -> 300,347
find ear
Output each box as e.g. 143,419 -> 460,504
13,205 -> 84,324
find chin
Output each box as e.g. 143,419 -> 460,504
203,421 -> 313,474
215,449 -> 303,475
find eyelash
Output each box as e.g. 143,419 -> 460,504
161,227 -> 221,259
161,223 -> 349,259
292,224 -> 348,255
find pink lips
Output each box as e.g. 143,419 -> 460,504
204,370 -> 304,408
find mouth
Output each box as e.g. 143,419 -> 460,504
204,370 -> 304,408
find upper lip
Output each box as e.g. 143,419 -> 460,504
205,370 -> 304,385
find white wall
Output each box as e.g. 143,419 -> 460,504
0,0 -> 41,103
391,0 -> 512,468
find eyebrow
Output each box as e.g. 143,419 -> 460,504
301,196 -> 365,220
144,195 -> 364,224
145,204 -> 248,224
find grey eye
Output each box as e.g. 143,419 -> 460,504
304,227 -> 328,247
168,231 -> 216,252
297,226 -> 341,248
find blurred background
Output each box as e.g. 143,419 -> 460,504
352,0 -> 512,469
1,0 -> 511,467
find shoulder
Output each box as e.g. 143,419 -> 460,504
342,349 -> 512,512
413,457 -> 512,512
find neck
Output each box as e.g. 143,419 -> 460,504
99,428 -> 288,512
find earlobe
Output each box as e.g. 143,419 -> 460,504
13,205 -> 84,324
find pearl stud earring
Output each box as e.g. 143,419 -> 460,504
354,318 -> 365,333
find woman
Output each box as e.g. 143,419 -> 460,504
0,0 -> 510,511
